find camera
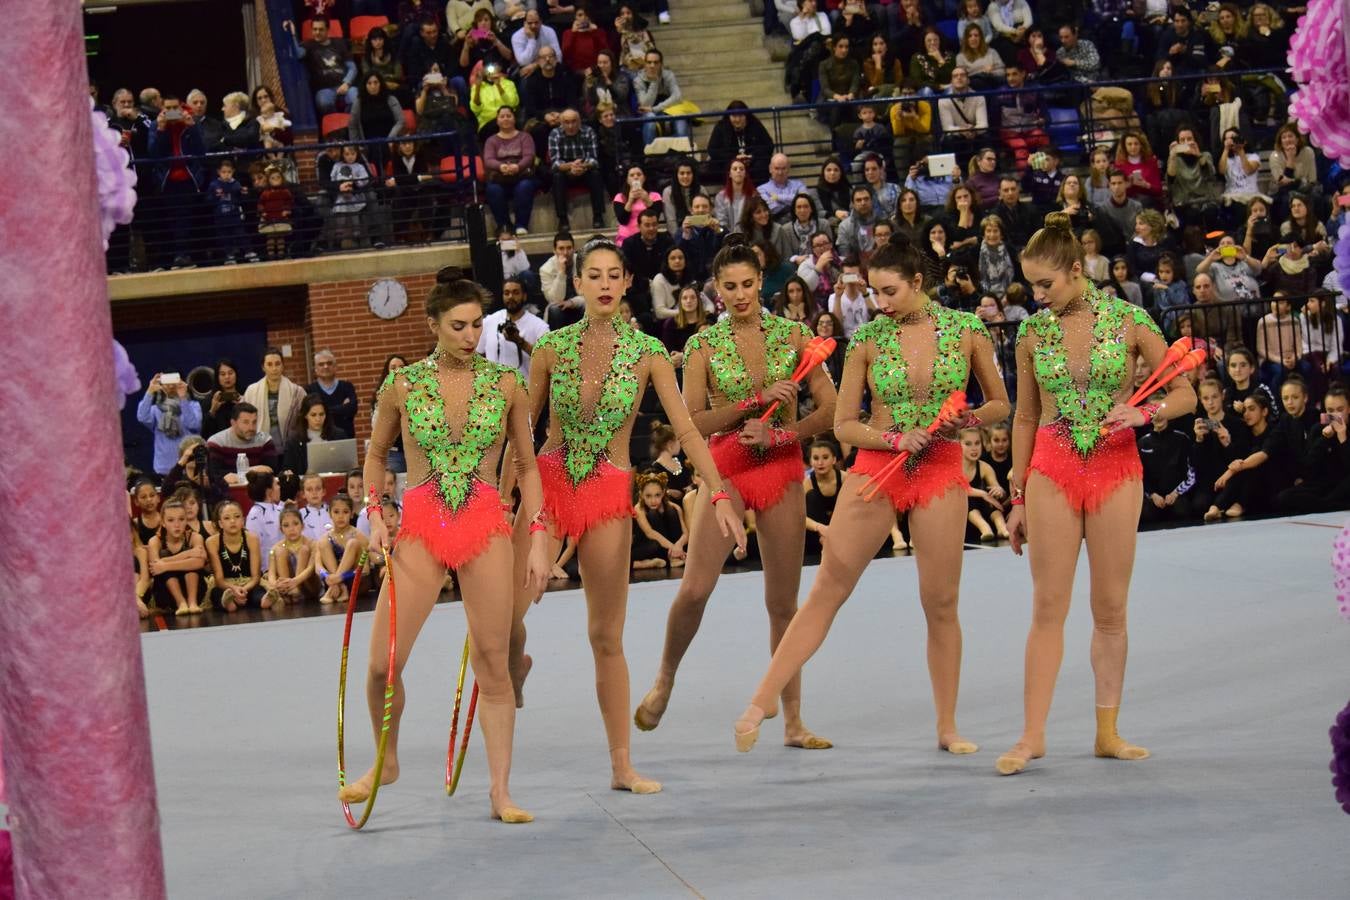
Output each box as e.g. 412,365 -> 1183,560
485,62 -> 499,77
192,443 -> 208,471
164,108 -> 183,121
502,320 -> 521,339
955,266 -> 970,281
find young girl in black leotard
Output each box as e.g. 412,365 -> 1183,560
207,499 -> 266,612
983,421 -> 1013,497
131,478 -> 162,549
961,426 -> 1009,541
631,472 -> 689,570
148,499 -> 208,616
804,439 -> 842,558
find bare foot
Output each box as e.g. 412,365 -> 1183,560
995,739 -> 1044,775
549,564 -> 568,580
223,597 -> 239,612
939,731 -> 979,754
512,654 -> 532,709
784,721 -> 833,750
490,789 -> 534,823
188,604 -> 204,615
611,768 -> 662,794
1224,503 -> 1244,518
634,680 -> 672,732
338,758 -> 399,803
174,605 -> 189,617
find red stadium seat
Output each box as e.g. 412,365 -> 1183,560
321,112 -> 351,137
402,108 -> 417,132
438,155 -> 485,183
301,18 -> 344,42
349,15 -> 389,43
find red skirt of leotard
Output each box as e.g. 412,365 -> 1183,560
400,479 -> 512,570
537,447 -> 634,539
850,438 -> 966,512
1027,423 -> 1142,514
708,432 -> 804,512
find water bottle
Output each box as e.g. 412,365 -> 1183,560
236,453 -> 249,480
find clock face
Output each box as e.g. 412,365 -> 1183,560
368,279 -> 409,320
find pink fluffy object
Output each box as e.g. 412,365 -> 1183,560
1334,519 -> 1350,621
1287,0 -> 1350,166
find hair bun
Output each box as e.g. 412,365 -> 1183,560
1042,211 -> 1073,232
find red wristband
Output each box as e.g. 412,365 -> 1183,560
710,489 -> 731,505
1138,402 -> 1162,424
769,427 -> 798,447
529,522 -> 548,535
884,430 -> 905,453
736,392 -> 763,412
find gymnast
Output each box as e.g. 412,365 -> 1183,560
509,237 -> 746,795
734,238 -> 1009,754
995,213 -> 1196,775
339,278 -> 551,823
635,241 -> 838,749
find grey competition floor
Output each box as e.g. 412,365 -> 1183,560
145,513 -> 1350,899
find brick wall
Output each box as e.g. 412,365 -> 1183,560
110,288 -> 308,357
307,271 -> 440,446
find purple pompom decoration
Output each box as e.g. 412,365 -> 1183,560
1332,700 -> 1350,814
112,339 -> 140,410
90,97 -> 138,250
1336,227 -> 1350,299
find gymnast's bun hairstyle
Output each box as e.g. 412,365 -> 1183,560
712,240 -> 762,277
425,277 -> 490,320
866,235 -> 925,286
1021,211 -> 1084,271
574,236 -> 628,279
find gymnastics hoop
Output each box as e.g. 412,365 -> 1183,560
445,633 -> 480,796
336,546 -> 395,830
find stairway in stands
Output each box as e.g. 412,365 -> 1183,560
656,0 -> 830,177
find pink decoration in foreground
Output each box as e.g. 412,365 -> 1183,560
1287,0 -> 1350,166
0,4 -> 165,898
90,98 -> 137,249
1335,521 -> 1350,621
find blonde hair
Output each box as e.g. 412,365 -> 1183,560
1209,3 -> 1248,41
224,91 -> 251,112
980,214 -> 1003,235
1136,209 -> 1166,241
1247,2 -> 1283,30
1021,211 -> 1084,271
1114,129 -> 1154,163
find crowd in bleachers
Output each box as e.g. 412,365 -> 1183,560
112,0 -> 1350,621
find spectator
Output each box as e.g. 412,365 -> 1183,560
987,0 -> 1034,58
940,257 -> 982,314
283,394 -> 350,473
206,402 -> 279,483
862,33 -> 902,96
164,435 -> 228,509
186,89 -> 223,153
858,153 -> 899,220
593,102 -> 634,196
1094,169 -> 1143,256
813,156 -> 853,223
904,154 -> 955,214
830,256 -> 877,337
977,214 -> 1015,297
614,165 -> 663,242
469,62 -> 520,135
361,28 -> 405,100
206,159 -> 247,264
739,196 -> 798,266
217,91 -> 260,155
539,230 -> 579,321
962,148 -> 1000,208
891,0 -> 930,62
584,50 -> 635,118
795,230 -> 839,304
138,86 -> 162,119
1080,228 -> 1109,282
512,9 -> 562,77
458,8 -> 515,74
1165,125 -> 1221,226
1240,196 -> 1279,272
478,277 -> 550,377
243,347 -> 308,454
663,285 -> 709,357
756,240 -> 797,302
661,160 -> 703,238
893,188 -> 928,245
634,49 -> 690,145
676,194 -> 726,280
1195,234 -> 1262,303
147,94 -> 206,269
413,69 -> 470,141
651,246 -> 694,320
1261,239 -> 1320,298
253,87 -> 293,146
758,153 -> 808,223
137,373 -> 203,476
202,359 -> 243,438
957,24 -> 1005,88
817,36 -> 860,129
790,0 -> 831,43
1278,386 -> 1350,514
707,101 -> 775,186
561,7 -> 608,74
108,87 -> 152,161
992,176 -> 1037,246
937,68 -> 988,158
284,16 -> 358,115
1115,130 -> 1163,206
836,185 -> 878,260
447,0 -> 494,41
1156,8 -> 1214,75
1299,291 -> 1347,396
1025,147 -> 1066,214
326,145 -> 377,248
1148,252 -> 1190,325
306,349 -> 359,438
775,275 -> 814,323
996,64 -> 1048,173
1111,255 -> 1144,306
402,21 -> 459,97
483,107 -> 538,234
1084,146 -> 1113,207
349,74 -> 405,174
1055,23 -> 1102,83
257,165 -> 296,260
1280,193 -> 1331,262
957,0 -> 993,44
889,83 -> 934,170
548,108 -> 608,231
1189,271 -> 1242,351
620,208 -> 673,323
1218,126 -> 1265,209
811,310 -> 847,382
1207,392 -> 1293,518
1254,293 -> 1301,389
615,4 -> 657,74
785,192 -> 831,261
523,47 -> 577,146
1137,414 -> 1198,524
1126,208 -> 1168,280
909,27 -> 954,91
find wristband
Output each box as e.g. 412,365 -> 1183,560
710,489 -> 731,505
883,430 -> 905,453
529,522 -> 548,535
736,391 -> 763,412
769,427 -> 798,447
1138,402 -> 1162,424
1010,487 -> 1025,506
366,503 -> 383,519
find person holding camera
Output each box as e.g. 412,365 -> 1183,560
939,261 -> 981,310
164,436 -> 229,510
201,359 -> 242,437
562,7 -> 608,74
469,60 -> 520,137
137,373 -> 203,476
477,277 -> 550,378
1278,386 -> 1350,514
1218,127 -> 1264,210
459,7 -> 514,74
